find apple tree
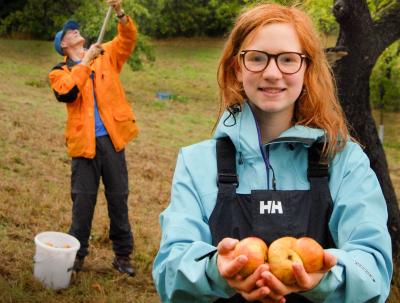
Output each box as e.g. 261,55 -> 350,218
329,0 -> 400,297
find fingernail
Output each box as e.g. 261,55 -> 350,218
238,255 -> 247,263
260,264 -> 269,271
230,240 -> 238,247
261,287 -> 270,295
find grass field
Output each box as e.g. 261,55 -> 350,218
0,37 -> 399,302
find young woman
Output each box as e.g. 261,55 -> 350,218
152,3 -> 392,302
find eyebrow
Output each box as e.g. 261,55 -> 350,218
245,49 -> 303,54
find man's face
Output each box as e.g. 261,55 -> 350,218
60,29 -> 85,51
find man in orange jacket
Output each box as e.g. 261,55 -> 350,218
48,0 -> 138,276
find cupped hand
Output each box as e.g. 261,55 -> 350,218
217,237 -> 271,301
257,251 -> 337,302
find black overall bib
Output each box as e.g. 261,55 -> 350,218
209,137 -> 335,303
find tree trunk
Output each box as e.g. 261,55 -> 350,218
331,0 -> 400,294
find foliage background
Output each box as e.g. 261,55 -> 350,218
0,0 -> 398,301
1,0 -> 398,108
0,33 -> 399,303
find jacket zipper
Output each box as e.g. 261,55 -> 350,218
265,145 -> 277,191
249,106 -> 271,189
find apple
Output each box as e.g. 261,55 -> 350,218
292,237 -> 324,273
268,236 -> 324,285
268,237 -> 303,285
233,237 -> 268,277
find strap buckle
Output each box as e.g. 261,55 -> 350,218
307,163 -> 329,179
217,173 -> 239,187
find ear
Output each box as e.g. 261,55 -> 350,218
233,59 -> 243,83
236,68 -> 243,83
60,40 -> 67,48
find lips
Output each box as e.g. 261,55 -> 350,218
260,87 -> 285,92
259,87 -> 286,94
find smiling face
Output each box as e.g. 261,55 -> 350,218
60,29 -> 85,52
236,23 -> 306,122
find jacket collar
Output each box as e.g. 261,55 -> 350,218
214,102 -> 325,159
65,57 -> 79,69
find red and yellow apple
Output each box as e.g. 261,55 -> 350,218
233,237 -> 268,277
268,236 -> 324,285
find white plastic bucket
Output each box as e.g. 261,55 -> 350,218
33,231 -> 80,290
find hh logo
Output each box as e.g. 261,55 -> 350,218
260,200 -> 283,214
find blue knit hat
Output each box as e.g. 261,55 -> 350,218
54,20 -> 80,56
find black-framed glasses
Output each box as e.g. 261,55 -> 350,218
240,50 -> 308,74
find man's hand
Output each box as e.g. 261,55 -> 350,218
107,0 -> 123,14
217,238 -> 272,301
107,0 -> 127,24
81,44 -> 104,66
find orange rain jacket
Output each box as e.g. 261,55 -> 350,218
49,17 -> 139,158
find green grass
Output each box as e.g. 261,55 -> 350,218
0,37 -> 224,303
0,36 -> 399,302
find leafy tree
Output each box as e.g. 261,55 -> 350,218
0,0 -> 81,38
0,0 -> 27,19
370,42 -> 400,112
0,0 -> 154,70
141,0 -> 212,37
303,0 -> 338,34
136,0 -> 257,38
72,0 -> 154,70
204,0 -> 244,36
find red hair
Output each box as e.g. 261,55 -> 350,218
217,3 -> 349,157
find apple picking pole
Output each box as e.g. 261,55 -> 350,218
97,6 -> 113,44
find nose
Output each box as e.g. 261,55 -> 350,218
262,57 -> 283,80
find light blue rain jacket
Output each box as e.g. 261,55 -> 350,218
152,102 -> 393,302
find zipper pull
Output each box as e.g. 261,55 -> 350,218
238,152 -> 244,165
269,164 -> 277,191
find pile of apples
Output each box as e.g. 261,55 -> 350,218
233,236 -> 324,285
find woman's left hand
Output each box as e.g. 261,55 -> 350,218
256,252 -> 337,302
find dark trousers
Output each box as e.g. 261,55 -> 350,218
69,135 -> 134,258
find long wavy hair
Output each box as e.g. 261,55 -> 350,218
217,3 -> 350,157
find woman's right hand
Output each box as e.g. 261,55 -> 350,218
217,237 -> 272,301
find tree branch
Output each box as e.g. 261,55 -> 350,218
374,1 -> 400,50
332,0 -> 349,22
333,0 -> 373,33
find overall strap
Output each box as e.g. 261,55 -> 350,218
216,137 -> 239,188
307,136 -> 329,179
208,137 -> 239,248
213,137 -> 244,303
307,136 -> 335,248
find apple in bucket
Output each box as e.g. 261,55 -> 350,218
233,237 -> 268,277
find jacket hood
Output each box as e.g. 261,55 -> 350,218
214,102 -> 325,159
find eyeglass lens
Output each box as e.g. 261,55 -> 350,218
243,51 -> 303,74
